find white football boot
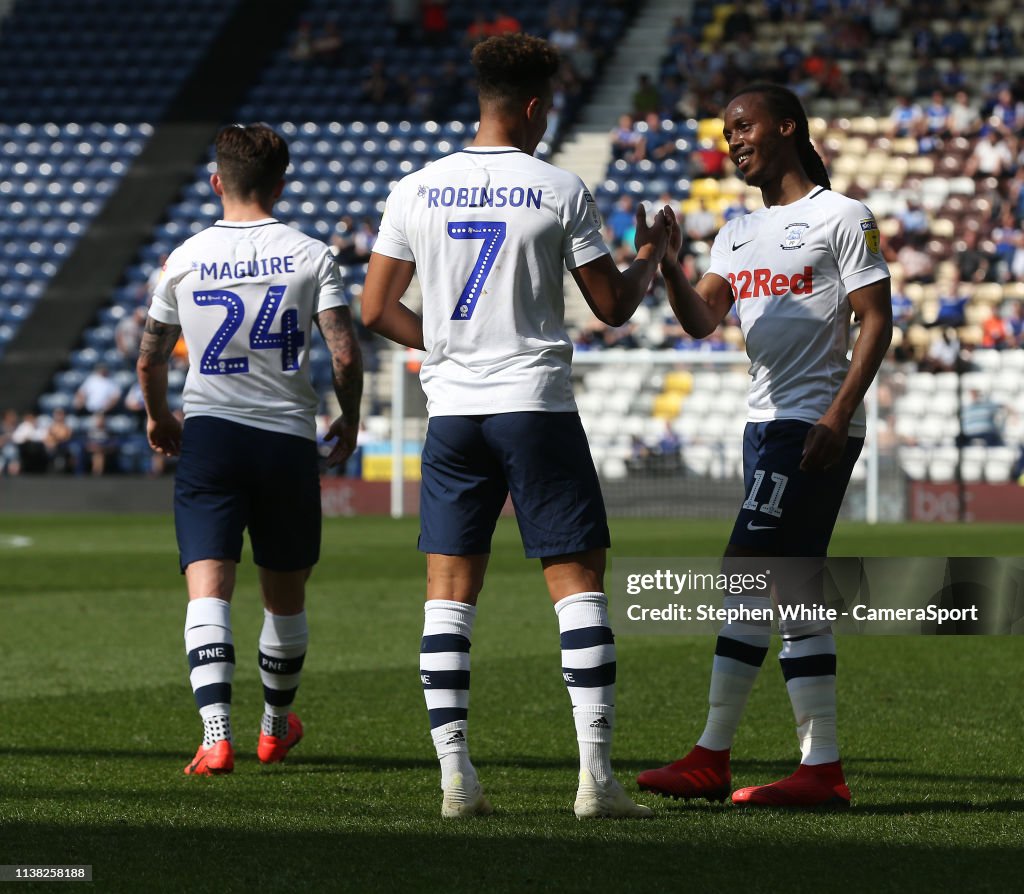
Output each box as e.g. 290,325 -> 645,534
574,769 -> 654,819
441,772 -> 494,818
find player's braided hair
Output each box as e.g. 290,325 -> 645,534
214,123 -> 289,202
471,33 -> 560,110
729,82 -> 831,189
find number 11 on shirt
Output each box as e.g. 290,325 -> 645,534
447,221 -> 506,321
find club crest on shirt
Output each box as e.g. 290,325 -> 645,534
860,217 -> 881,254
781,222 -> 809,250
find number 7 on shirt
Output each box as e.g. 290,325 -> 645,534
447,221 -> 506,321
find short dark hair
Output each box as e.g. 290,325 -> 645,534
728,82 -> 831,189
214,123 -> 289,201
471,33 -> 560,110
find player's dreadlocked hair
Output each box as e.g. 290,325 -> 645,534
214,123 -> 290,202
729,82 -> 831,189
471,33 -> 560,111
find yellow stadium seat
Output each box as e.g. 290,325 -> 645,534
691,178 -> 721,199
697,118 -> 724,143
663,370 -> 694,395
652,392 -> 683,419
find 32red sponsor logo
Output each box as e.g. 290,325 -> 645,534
728,267 -> 813,300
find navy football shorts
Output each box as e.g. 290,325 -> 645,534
728,419 -> 863,557
174,415 -> 321,572
419,412 -> 610,559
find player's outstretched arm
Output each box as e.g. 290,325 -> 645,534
316,306 -> 364,467
136,314 -> 183,456
360,253 -> 424,350
571,205 -> 668,327
801,279 -> 893,471
660,206 -> 734,338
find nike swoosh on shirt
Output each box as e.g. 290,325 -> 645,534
746,521 -> 777,531
732,239 -> 753,251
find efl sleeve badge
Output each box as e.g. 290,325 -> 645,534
860,217 -> 881,254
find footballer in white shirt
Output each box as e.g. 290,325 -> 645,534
363,33 -> 668,820
638,83 -> 892,810
137,124 -> 363,777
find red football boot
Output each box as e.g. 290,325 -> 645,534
732,760 -> 851,808
257,712 -> 304,764
183,739 -> 234,776
636,745 -> 732,802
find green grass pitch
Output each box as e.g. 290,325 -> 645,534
1,515 -> 1021,892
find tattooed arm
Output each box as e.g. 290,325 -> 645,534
316,306 -> 363,467
136,314 -> 184,456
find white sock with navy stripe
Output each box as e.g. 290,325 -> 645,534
779,633 -> 839,764
555,592 -> 616,785
696,595 -> 771,752
184,597 -> 235,747
258,609 -> 308,738
421,600 -> 476,789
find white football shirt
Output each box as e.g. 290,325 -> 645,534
148,218 -> 346,440
372,147 -> 608,416
706,187 -> 889,437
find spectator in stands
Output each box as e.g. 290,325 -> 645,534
956,229 -> 996,284
1009,234 -> 1024,289
637,112 -> 676,162
775,36 -> 805,80
548,14 -> 579,53
1003,300 -> 1024,345
910,19 -> 937,59
947,89 -> 981,137
912,56 -> 943,100
938,21 -> 972,60
895,234 -> 936,283
989,88 -> 1024,137
567,36 -> 597,82
605,195 -> 637,247
890,273 -> 916,332
0,409 -> 19,476
887,95 -> 923,137
920,90 -> 951,141
289,21 -> 314,61
959,389 -> 1005,447
656,73 -> 685,118
389,0 -> 419,46
420,0 -> 449,47
609,114 -> 643,162
409,73 -> 436,120
464,12 -> 492,45
360,59 -> 399,106
73,364 -> 121,416
311,20 -> 343,64
83,412 -> 117,476
44,407 -> 74,474
869,0 -> 902,39
926,281 -> 969,328
723,1 -> 756,42
115,306 -> 147,360
491,9 -> 520,36
981,306 -> 1011,350
691,138 -> 728,178
983,16 -> 1016,57
966,126 -> 1015,178
919,327 -> 963,373
11,412 -> 48,474
898,198 -> 929,237
631,74 -> 659,118
683,199 -> 718,242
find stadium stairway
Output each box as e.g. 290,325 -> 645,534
578,0 -> 694,131
0,0 -> 303,412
